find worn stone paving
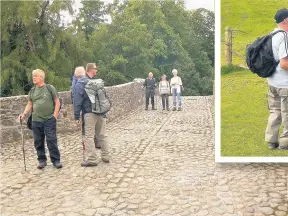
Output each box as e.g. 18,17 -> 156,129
1,96 -> 288,216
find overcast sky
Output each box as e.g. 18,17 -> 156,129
185,0 -> 214,11
61,0 -> 214,24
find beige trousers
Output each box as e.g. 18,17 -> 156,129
84,113 -> 110,163
265,85 -> 288,147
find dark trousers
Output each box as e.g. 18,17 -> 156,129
146,88 -> 155,108
32,117 -> 61,163
161,94 -> 169,109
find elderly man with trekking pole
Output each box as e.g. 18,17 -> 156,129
18,69 -> 63,169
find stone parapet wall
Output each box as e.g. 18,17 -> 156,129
0,82 -> 144,144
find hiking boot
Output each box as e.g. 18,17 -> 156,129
268,142 -> 279,150
145,107 -> 148,110
278,145 -> 288,150
102,158 -> 110,163
81,161 -> 98,167
37,161 -> 47,169
162,108 -> 165,111
178,107 -> 182,111
53,162 -> 63,169
95,145 -> 101,149
172,107 -> 176,111
152,107 -> 156,110
166,108 -> 170,111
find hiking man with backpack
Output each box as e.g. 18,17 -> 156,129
18,69 -> 63,169
73,63 -> 111,166
143,72 -> 157,110
265,9 -> 288,150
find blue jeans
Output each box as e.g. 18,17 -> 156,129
32,116 -> 61,163
172,88 -> 182,107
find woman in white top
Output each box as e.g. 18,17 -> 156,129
170,69 -> 184,111
159,74 -> 170,111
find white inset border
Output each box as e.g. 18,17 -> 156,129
214,0 -> 288,163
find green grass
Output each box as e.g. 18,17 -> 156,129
221,70 -> 288,156
221,0 -> 284,66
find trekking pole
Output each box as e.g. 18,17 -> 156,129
20,119 -> 27,171
80,120 -> 85,162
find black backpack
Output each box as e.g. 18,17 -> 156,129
27,84 -> 63,130
246,30 -> 287,78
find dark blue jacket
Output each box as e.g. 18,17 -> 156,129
71,76 -> 78,104
73,77 -> 92,120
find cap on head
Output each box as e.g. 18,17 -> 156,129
275,8 -> 288,24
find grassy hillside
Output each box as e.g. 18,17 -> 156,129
221,70 -> 288,157
221,0 -> 284,65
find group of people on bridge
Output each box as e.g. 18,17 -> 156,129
143,69 -> 184,111
18,63 -> 184,170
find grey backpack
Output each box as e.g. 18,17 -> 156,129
84,79 -> 112,114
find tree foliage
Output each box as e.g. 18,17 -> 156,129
1,0 -> 214,97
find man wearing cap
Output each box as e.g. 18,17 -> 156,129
265,8 -> 288,150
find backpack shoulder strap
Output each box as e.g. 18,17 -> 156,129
46,84 -> 55,100
272,30 -> 288,55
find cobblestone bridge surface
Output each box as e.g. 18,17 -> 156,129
1,96 -> 288,216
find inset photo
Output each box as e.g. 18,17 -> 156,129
218,0 -> 288,161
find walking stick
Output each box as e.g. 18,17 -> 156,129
20,119 -> 27,171
81,119 -> 85,162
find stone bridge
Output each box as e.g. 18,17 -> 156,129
1,82 -> 288,216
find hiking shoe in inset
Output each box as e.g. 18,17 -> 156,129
53,162 -> 63,169
178,107 -> 182,111
172,107 -> 176,111
81,161 -> 98,167
268,142 -> 279,150
37,161 -> 47,169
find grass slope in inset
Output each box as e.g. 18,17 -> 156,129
221,70 -> 288,157
221,0 -> 284,65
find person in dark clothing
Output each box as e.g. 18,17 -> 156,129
72,67 -> 86,136
143,72 -> 157,110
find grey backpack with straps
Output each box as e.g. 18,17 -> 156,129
84,79 -> 112,115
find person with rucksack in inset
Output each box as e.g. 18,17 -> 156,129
170,69 -> 184,111
143,72 -> 157,110
159,74 -> 170,111
265,9 -> 288,150
73,63 -> 111,166
18,69 -> 63,169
